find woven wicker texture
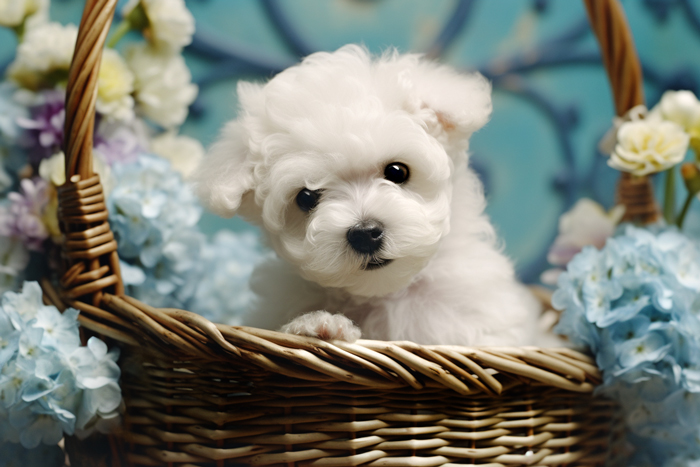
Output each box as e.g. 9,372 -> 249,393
44,278 -> 620,466
120,374 -> 619,466
49,0 -> 646,465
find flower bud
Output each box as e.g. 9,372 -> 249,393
691,133 -> 700,157
681,162 -> 700,195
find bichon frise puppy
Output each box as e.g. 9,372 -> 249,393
192,45 -> 542,346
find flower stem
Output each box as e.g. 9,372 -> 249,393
664,168 -> 676,225
12,22 -> 25,41
106,20 -> 131,48
677,192 -> 694,229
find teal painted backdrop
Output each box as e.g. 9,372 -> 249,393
2,0 -> 700,281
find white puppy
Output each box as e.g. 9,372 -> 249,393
192,45 -> 542,346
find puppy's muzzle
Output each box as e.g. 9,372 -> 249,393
347,220 -> 384,255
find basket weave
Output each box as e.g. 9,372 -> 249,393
45,0 -> 650,465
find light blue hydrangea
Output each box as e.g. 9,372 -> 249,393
109,155 -> 263,322
554,225 -> 700,466
0,282 -> 121,449
109,155 -> 201,256
189,230 -> 263,325
108,155 -> 205,308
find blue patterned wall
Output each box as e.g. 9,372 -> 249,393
2,0 -> 700,282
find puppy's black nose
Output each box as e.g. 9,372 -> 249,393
347,220 -> 384,255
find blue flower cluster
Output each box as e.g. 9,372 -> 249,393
108,155 -> 204,307
0,282 -> 121,450
554,225 -> 700,466
190,230 -> 263,325
109,155 -> 262,320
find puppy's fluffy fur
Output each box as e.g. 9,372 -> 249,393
192,45 -> 542,345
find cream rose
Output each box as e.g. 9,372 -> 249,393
125,43 -> 197,128
598,104 -> 647,155
609,120 -> 690,176
123,0 -> 194,52
8,21 -> 77,90
150,131 -> 204,177
96,49 -> 135,122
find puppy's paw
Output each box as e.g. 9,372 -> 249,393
280,311 -> 361,342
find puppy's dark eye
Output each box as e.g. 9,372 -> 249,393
296,188 -> 320,212
384,162 -> 409,184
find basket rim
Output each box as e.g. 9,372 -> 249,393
40,281 -> 600,395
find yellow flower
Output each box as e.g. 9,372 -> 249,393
39,151 -> 113,195
96,49 -> 135,121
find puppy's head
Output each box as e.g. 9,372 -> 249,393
192,45 -> 491,297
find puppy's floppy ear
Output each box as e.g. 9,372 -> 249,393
190,82 -> 265,218
409,61 -> 492,143
190,120 -> 254,218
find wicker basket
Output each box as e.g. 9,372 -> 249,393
45,0 -> 655,465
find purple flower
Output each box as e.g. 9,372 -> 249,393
12,89 -> 149,168
94,118 -> 148,166
0,178 -> 50,251
15,90 -> 66,165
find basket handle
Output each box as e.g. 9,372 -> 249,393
583,0 -> 645,116
584,0 -> 659,224
59,0 -> 123,306
64,0 -> 117,179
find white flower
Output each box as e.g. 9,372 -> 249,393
125,43 -> 197,128
0,0 -> 47,28
541,199 -> 624,285
39,151 -> 114,196
548,199 -> 624,265
7,22 -> 78,90
609,120 -> 690,176
150,131 -> 204,177
123,0 -> 194,52
96,49 -> 135,122
649,90 -> 700,135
